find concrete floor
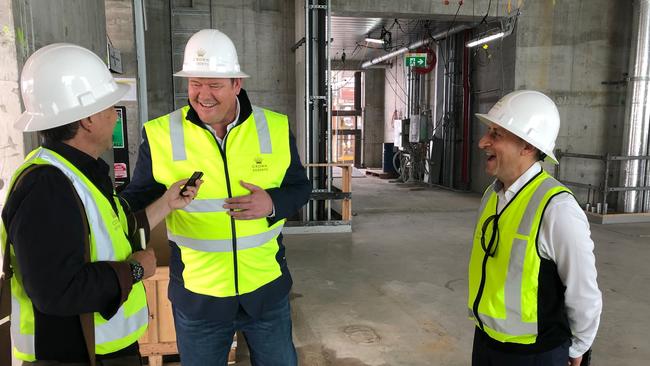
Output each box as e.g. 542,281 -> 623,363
171,174 -> 650,365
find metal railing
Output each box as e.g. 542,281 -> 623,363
555,151 -> 650,214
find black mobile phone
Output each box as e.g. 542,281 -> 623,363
180,171 -> 203,195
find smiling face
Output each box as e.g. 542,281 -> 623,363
188,77 -> 241,129
478,122 -> 538,189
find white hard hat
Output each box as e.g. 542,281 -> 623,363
15,43 -> 129,132
174,29 -> 249,78
476,90 -> 560,164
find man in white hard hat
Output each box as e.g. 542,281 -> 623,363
1,43 -> 200,365
122,29 -> 310,365
467,90 -> 602,366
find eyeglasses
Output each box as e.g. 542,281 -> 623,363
480,214 -> 499,257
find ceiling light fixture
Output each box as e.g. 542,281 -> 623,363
466,10 -> 519,48
466,31 -> 505,48
365,37 -> 385,44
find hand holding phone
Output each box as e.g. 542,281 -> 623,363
180,171 -> 203,196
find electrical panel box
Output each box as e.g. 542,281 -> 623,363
409,115 -> 420,143
419,110 -> 431,141
409,112 -> 431,143
394,119 -> 410,149
393,119 -> 402,149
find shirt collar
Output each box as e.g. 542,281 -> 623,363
42,140 -> 113,198
494,162 -> 542,202
204,98 -> 240,143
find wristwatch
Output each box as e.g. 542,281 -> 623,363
128,260 -> 144,283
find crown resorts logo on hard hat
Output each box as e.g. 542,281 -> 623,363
193,48 -> 209,67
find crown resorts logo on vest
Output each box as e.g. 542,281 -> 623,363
252,155 -> 268,173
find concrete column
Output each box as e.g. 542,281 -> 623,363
294,0 -> 307,161
363,68 -> 385,168
144,0 -> 173,119
0,0 -> 108,208
0,0 -> 25,205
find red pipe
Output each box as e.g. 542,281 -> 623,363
461,30 -> 471,185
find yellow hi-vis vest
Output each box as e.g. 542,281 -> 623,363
145,105 -> 290,297
468,170 -> 571,344
1,148 -> 148,361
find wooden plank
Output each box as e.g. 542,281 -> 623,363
139,342 -> 178,355
140,277 -> 158,344
148,266 -> 169,281
147,355 -> 163,366
157,277 -> 176,343
341,165 -> 352,220
139,269 -> 238,362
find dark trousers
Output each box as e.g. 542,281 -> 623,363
23,355 -> 142,366
173,294 -> 297,366
472,328 -> 570,366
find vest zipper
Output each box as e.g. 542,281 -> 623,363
474,205 -> 502,331
473,255 -> 488,330
214,133 -> 240,296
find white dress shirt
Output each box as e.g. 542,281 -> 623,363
494,162 -> 602,358
204,98 -> 240,147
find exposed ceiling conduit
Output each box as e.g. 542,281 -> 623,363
360,24 -> 471,69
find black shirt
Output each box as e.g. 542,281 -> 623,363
1,141 -> 145,362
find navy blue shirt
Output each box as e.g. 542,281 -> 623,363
121,89 -> 310,321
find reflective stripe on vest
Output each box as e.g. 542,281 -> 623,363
169,225 -> 283,252
182,198 -> 228,213
34,149 -> 116,260
95,306 -> 148,344
5,148 -> 148,359
169,105 -> 273,161
10,295 -> 34,358
169,109 -> 186,161
469,172 -> 570,343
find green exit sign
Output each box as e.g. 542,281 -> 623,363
405,53 -> 427,67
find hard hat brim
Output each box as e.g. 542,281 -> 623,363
476,112 -> 558,164
15,83 -> 130,132
173,70 -> 250,78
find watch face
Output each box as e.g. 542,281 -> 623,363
130,261 -> 144,282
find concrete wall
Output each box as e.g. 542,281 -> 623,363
145,1 -> 297,131
0,0 -> 24,206
144,0 -> 173,119
469,0 -> 631,203
212,0 -> 296,127
105,0 -> 141,176
470,25 -> 517,193
515,0 -> 631,204
0,0 -> 108,209
331,0 -> 497,19
384,59 -> 408,144
363,68 -> 385,168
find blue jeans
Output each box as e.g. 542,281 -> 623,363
173,295 -> 297,366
